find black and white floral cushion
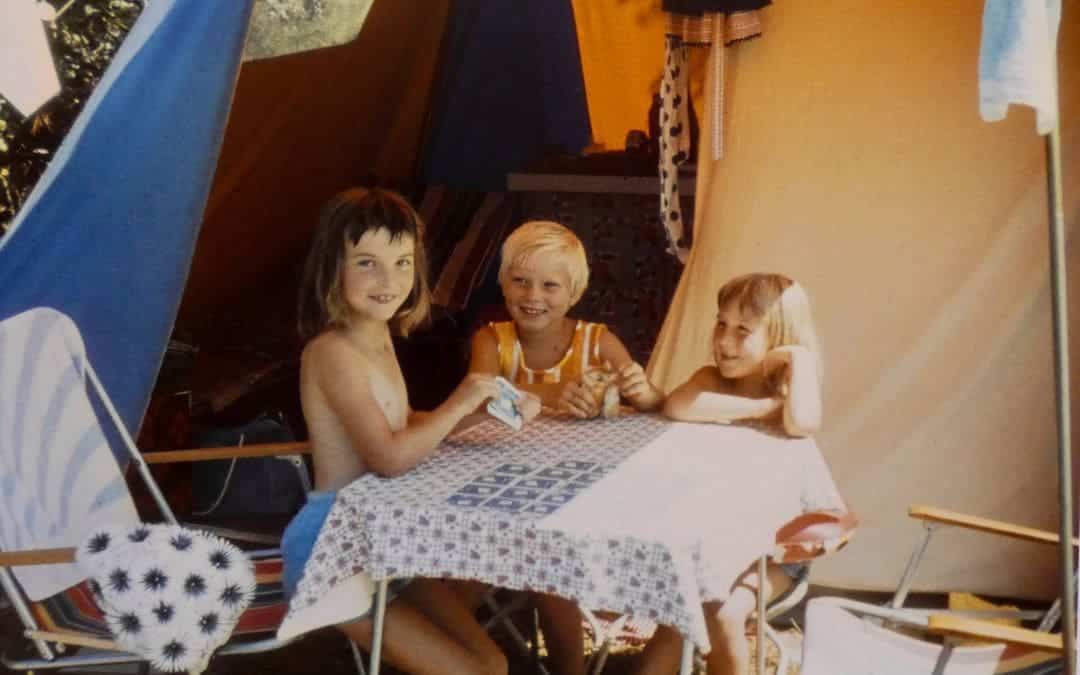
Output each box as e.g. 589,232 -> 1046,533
76,523 -> 255,674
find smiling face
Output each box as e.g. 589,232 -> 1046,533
713,301 -> 770,380
340,228 -> 416,324
500,254 -> 574,335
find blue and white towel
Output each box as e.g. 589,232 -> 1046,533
0,308 -> 139,601
979,0 -> 1062,134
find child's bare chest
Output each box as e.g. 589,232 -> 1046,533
367,356 -> 408,429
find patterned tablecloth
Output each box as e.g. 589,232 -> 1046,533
286,414 -> 844,652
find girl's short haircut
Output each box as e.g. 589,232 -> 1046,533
298,187 -> 431,341
716,273 -> 824,378
498,221 -> 589,304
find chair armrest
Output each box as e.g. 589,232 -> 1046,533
773,510 -> 860,563
144,441 -> 311,464
182,523 -> 282,547
927,614 -> 1063,652
0,547 -> 77,567
909,505 -> 1078,548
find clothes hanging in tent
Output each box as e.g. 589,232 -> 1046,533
658,3 -> 768,262
659,34 -> 693,261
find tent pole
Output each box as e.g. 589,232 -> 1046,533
1044,105 -> 1074,672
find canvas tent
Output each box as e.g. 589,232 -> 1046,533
190,0 -> 1080,602
1,0 -> 1077,625
643,0 -> 1080,604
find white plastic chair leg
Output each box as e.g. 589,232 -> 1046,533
678,638 -> 694,675
368,579 -> 388,675
756,556 -> 767,675
764,622 -> 788,675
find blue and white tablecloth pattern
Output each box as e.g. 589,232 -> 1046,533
286,414 -> 843,652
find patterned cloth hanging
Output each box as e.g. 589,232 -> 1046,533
659,33 -> 692,262
658,2 -> 769,262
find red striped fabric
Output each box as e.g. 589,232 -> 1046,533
28,556 -> 286,640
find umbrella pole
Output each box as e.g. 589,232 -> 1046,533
1044,107 -> 1074,672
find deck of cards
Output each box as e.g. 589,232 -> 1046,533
487,376 -> 524,431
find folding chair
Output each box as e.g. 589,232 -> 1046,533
800,597 -> 1064,675
893,505 -> 1074,628
704,508 -> 860,675
583,511 -> 855,675
884,503 -> 1073,674
574,572 -> 817,675
0,307 -> 360,673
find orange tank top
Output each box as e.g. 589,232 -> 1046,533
488,320 -> 608,405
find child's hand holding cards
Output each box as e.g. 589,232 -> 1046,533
487,376 -> 524,430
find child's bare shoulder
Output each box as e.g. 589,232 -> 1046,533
302,331 -> 342,366
301,331 -> 371,379
469,324 -> 501,375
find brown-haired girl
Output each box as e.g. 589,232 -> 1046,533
286,187 -> 507,675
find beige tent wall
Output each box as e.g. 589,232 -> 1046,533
648,0 -> 1080,599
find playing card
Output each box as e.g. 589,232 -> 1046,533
494,376 -> 523,402
487,376 -> 524,430
487,397 -> 523,430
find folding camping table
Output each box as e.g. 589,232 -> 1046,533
285,413 -> 847,675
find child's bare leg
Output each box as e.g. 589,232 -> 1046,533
704,591 -> 754,675
535,592 -> 586,675
449,578 -> 493,612
633,623 -> 683,675
704,563 -> 792,675
340,579 -> 506,675
406,579 -> 508,675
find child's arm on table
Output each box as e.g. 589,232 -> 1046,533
597,330 -> 664,412
311,337 -> 499,477
763,345 -> 821,437
467,328 -> 541,422
662,366 -> 781,423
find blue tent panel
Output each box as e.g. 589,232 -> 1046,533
0,0 -> 254,432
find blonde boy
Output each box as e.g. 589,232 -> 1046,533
467,220 -> 664,675
470,220 -> 663,417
